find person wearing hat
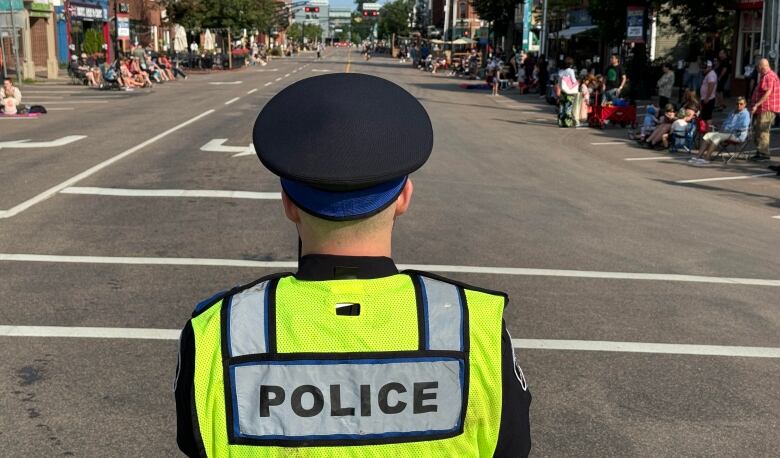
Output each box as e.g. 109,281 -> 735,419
174,74 -> 532,457
699,60 -> 718,125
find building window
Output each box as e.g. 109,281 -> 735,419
736,10 -> 761,78
459,2 -> 467,19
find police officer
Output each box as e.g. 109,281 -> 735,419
175,73 -> 531,457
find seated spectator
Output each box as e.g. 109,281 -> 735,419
119,59 -> 140,89
643,103 -> 677,148
665,107 -> 697,148
690,96 -> 751,164
1,77 -> 22,114
632,104 -> 659,141
160,54 -> 187,79
130,57 -> 152,87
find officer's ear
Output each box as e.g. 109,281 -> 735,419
394,178 -> 414,217
281,191 -> 301,224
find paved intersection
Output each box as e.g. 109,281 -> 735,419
0,49 -> 778,456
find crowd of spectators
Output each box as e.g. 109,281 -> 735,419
68,45 -> 189,91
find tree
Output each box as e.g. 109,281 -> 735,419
378,0 -> 412,39
470,0 -> 518,43
163,0 -> 282,34
304,24 -> 323,43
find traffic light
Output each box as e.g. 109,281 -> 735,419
304,6 -> 319,12
362,11 -> 368,16
372,11 -> 378,16
362,10 -> 378,17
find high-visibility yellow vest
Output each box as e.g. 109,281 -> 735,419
189,271 -> 506,457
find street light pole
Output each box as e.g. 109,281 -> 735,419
540,0 -> 548,57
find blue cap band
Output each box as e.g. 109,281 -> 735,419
281,176 -> 407,221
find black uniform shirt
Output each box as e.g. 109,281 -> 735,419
175,255 -> 531,457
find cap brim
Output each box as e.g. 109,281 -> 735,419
281,176 -> 407,221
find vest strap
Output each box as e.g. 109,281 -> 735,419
226,280 -> 272,357
418,276 -> 466,352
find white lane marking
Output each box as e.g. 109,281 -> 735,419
255,68 -> 278,72
0,254 -> 779,287
22,90 -> 81,94
208,81 -> 243,85
60,187 -> 281,199
0,325 -> 180,340
247,88 -> 258,94
2,324 -> 778,358
0,111 -> 214,219
0,135 -> 86,150
224,97 -> 240,105
275,77 -> 282,82
284,73 -> 291,77
200,139 -> 253,156
773,215 -> 780,219
590,141 -> 630,145
512,339 -> 780,358
311,69 -> 331,72
0,117 -> 37,120
676,173 -> 776,184
625,156 -> 685,161
292,70 -> 298,73
264,82 -> 272,86
17,100 -> 108,104
46,107 -> 75,111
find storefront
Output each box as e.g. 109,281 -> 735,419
67,0 -> 109,57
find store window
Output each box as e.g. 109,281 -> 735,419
736,10 -> 761,77
458,2 -> 467,19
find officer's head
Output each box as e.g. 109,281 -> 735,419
253,74 -> 433,256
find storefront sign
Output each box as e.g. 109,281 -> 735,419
117,15 -> 129,39
0,0 -> 23,11
626,6 -> 644,43
29,2 -> 51,17
69,3 -> 107,20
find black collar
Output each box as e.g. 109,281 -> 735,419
295,254 -> 399,281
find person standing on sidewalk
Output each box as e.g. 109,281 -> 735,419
699,60 -> 717,127
751,58 -> 779,161
656,63 -> 674,108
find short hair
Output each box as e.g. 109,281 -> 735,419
564,56 -> 574,68
611,54 -> 620,61
736,96 -> 746,104
664,103 -> 676,113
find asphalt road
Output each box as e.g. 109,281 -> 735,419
1,48 -> 779,457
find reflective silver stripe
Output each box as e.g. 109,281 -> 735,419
232,358 -> 463,439
420,276 -> 463,352
228,281 -> 270,357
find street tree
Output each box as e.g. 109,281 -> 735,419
378,0 -> 412,39
163,0 -> 281,34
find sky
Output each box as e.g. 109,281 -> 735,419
329,0 -> 386,11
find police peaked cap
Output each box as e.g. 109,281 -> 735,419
253,73 -> 433,220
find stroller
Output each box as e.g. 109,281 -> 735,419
100,61 -> 122,90
669,117 -> 698,153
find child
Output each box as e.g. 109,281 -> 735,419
632,104 -> 658,141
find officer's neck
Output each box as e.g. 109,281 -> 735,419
300,239 -> 392,258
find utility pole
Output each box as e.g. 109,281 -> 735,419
540,0 -> 548,57
447,0 -> 454,52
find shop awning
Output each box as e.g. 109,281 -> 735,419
556,25 -> 597,39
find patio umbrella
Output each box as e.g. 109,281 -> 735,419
452,37 -> 475,46
203,29 -> 215,51
173,25 -> 188,52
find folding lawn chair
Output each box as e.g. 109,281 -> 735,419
713,123 -> 753,165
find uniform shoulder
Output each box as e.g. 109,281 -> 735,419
191,271 -> 293,317
402,269 -> 508,301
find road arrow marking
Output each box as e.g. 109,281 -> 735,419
0,135 -> 86,149
200,139 -> 254,157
